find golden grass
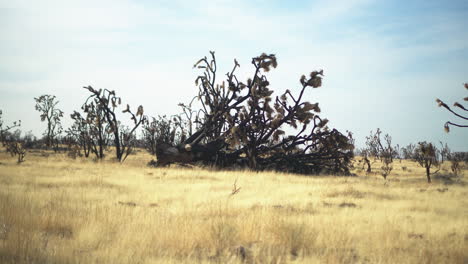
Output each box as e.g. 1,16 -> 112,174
0,150 -> 467,263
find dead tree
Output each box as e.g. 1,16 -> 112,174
401,143 -> 416,160
142,115 -> 186,155
34,96 -> 64,151
154,52 -> 354,174
178,100 -> 199,137
361,129 -> 381,173
439,142 -> 450,163
5,139 -> 26,163
394,144 -> 401,163
414,142 -> 440,183
0,110 -> 25,163
448,152 -> 464,176
0,110 -> 21,142
379,134 -> 396,179
68,98 -> 112,159
359,149 -> 373,173
82,86 -> 146,162
34,95 -> 64,151
436,83 -> 467,132
364,129 -> 396,179
67,108 -> 111,159
82,101 -> 110,159
67,112 -> 92,157
438,143 -> 465,176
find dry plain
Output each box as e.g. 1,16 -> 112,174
0,149 -> 467,264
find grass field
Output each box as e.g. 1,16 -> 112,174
0,150 -> 467,263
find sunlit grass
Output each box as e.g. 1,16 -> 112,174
0,149 -> 466,263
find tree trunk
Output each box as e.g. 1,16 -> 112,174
46,114 -> 52,149
98,121 -> 104,159
364,157 -> 371,173
425,166 -> 431,183
246,148 -> 257,169
155,142 -> 193,166
154,138 -> 228,167
114,134 -> 121,161
84,142 -> 90,157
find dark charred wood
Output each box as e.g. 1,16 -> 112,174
152,52 -> 354,175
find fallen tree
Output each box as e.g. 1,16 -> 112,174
154,52 -> 354,175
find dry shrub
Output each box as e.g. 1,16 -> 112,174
209,220 -> 239,256
270,220 -> 317,258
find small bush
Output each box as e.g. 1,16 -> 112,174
5,141 -> 26,163
271,221 -> 316,257
209,220 -> 239,256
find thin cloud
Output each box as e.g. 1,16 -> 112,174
0,0 -> 466,150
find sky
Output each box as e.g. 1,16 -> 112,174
0,0 -> 467,151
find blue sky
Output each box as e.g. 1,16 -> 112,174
0,0 -> 467,150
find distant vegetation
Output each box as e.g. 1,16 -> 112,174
0,52 -> 467,183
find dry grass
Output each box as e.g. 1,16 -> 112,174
0,150 -> 467,263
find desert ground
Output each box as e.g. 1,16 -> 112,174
0,150 -> 467,264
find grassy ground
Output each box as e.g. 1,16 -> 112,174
0,150 -> 467,263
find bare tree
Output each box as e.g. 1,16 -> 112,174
142,115 -> 187,155
394,144 -> 402,163
22,131 -> 38,149
82,100 -> 110,159
414,142 -> 440,183
67,112 -> 92,158
439,142 -> 450,163
0,110 -> 21,142
448,152 -> 465,176
6,141 -> 26,163
363,128 -> 396,179
0,110 -> 26,163
440,144 -> 466,176
82,86 -> 146,162
401,143 -> 416,160
3,130 -> 26,163
67,98 -> 112,160
359,148 -> 373,173
361,130 -> 380,173
67,110 -> 109,159
436,83 -> 467,132
178,100 -> 199,137
34,95 -> 64,151
154,52 -> 354,174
